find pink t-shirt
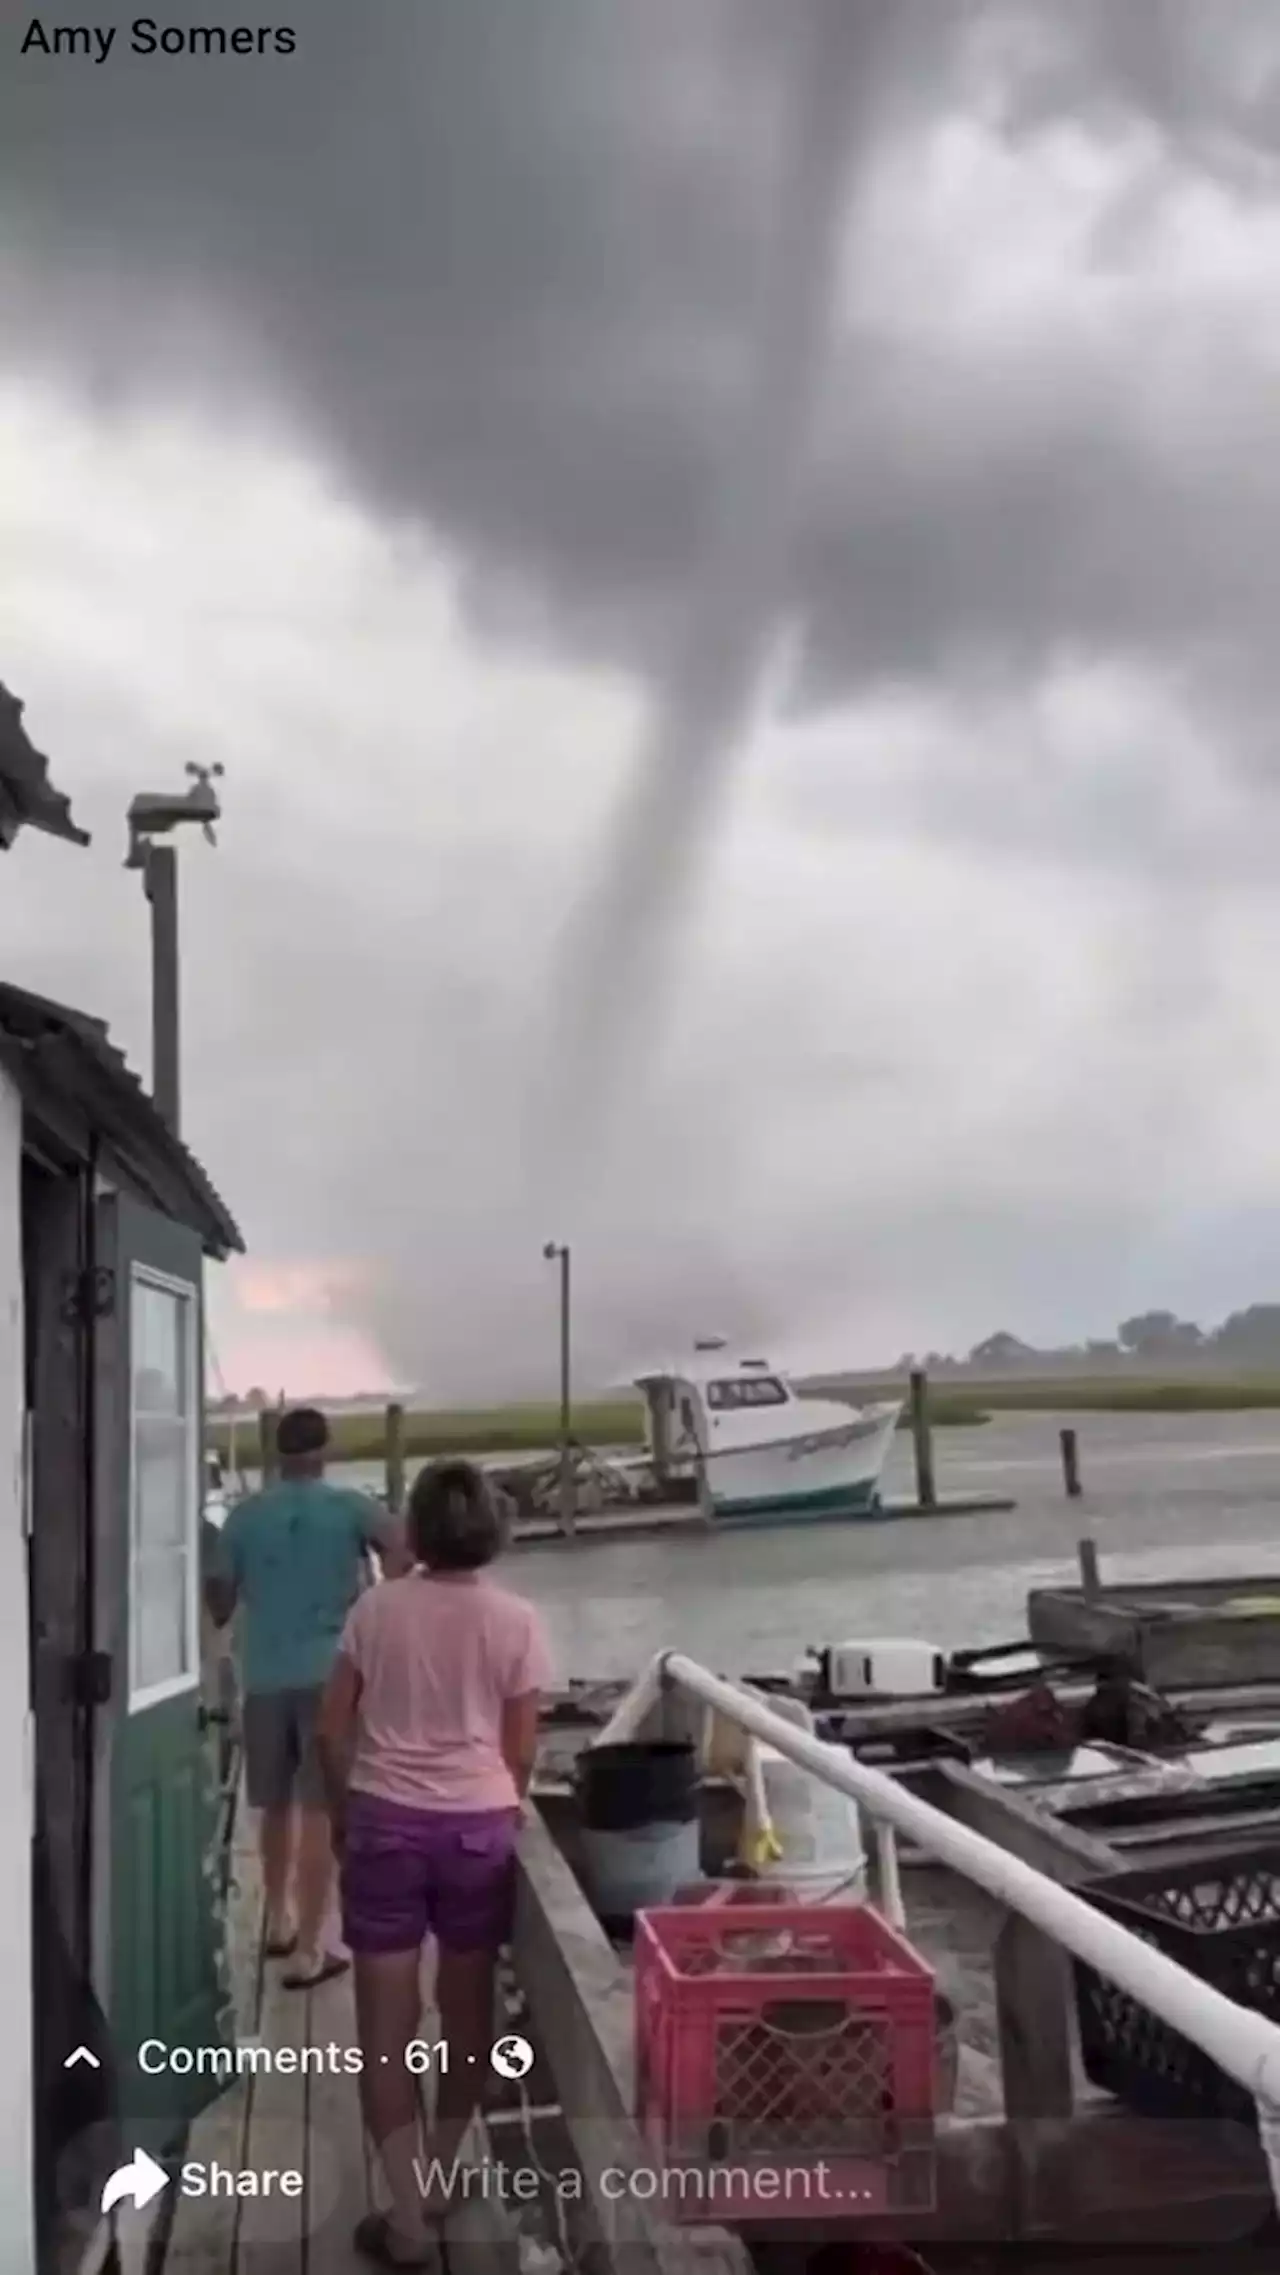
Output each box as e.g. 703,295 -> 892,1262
339,1572 -> 554,1812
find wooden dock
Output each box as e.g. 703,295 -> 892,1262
516,1783 -> 1276,2266
157,1803 -> 519,2273
509,1489 -> 1015,1550
123,1774 -> 1280,2275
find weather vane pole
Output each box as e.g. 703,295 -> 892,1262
124,762 -> 224,1136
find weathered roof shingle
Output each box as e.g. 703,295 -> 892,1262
0,979 -> 242,1256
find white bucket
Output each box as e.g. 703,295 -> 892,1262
746,1738 -> 867,1902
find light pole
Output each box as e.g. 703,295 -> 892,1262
542,1240 -> 574,1537
124,763 -> 223,1137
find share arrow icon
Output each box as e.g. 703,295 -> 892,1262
100,2149 -> 170,2215
63,2046 -> 100,2070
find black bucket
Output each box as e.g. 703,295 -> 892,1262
577,1741 -> 698,1832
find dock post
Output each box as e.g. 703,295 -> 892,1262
542,1239 -> 576,1537
257,1405 -> 278,1484
1078,1536 -> 1100,1600
557,1245 -> 575,1538
1060,1426 -> 1081,1498
385,1400 -> 405,1513
558,1445 -> 577,1539
909,1368 -> 936,1510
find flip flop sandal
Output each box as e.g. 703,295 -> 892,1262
282,1952 -> 350,1991
353,2211 -> 440,2266
265,1931 -> 297,1959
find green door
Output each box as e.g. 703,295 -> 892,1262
96,1194 -> 227,2147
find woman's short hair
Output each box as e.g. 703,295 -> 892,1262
409,1458 -> 504,1571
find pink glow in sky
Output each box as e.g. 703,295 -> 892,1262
208,1257 -> 392,1399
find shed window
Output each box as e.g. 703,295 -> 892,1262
130,1272 -> 199,1704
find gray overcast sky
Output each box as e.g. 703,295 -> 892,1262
4,1 -> 1280,1398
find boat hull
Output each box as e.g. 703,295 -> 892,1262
704,1405 -> 900,1527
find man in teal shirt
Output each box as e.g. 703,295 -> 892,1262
210,1405 -> 408,1987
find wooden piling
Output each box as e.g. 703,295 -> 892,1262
385,1400 -> 406,1512
647,1385 -> 671,1495
909,1368 -> 936,1510
557,1245 -> 575,1538
994,1914 -> 1076,2235
1060,1426 -> 1081,1499
1078,1536 -> 1100,1600
257,1405 -> 279,1483
558,1446 -> 577,1540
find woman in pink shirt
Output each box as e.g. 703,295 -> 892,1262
317,1459 -> 553,2265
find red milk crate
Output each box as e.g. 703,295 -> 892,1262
634,1901 -> 936,2226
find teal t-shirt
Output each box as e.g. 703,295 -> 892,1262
217,1480 -> 383,1694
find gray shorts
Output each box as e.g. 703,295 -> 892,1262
242,1686 -> 326,1810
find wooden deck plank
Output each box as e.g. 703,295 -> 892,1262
163,2080 -> 252,2275
165,1795 -> 264,2273
440,2116 -> 521,2273
237,1955 -> 308,2271
306,1963 -> 375,2270
226,1812 -> 266,2050
307,1945 -> 449,2265
506,1487 -> 1014,1551
162,1804 -> 533,2272
116,2198 -> 168,2275
358,1951 -> 440,2217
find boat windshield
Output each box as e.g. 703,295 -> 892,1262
705,1375 -> 787,1409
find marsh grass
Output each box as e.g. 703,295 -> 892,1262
206,1372 -> 1280,1464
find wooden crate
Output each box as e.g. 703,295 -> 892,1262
1027,1576 -> 1280,1689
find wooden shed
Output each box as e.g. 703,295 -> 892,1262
0,980 -> 242,2269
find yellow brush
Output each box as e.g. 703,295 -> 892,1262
738,1811 -> 784,1869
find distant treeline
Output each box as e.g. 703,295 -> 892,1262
891,1305 -> 1280,1375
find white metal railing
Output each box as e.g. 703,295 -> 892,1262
594,1649 -> 1280,2200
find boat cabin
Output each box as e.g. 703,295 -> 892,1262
633,1345 -> 903,1527
0,981 -> 242,2269
634,1345 -> 800,1486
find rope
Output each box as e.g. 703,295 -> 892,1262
206,1325 -> 232,1403
492,1959 -> 580,2272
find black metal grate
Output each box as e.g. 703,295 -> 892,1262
1074,1842 -> 1280,2122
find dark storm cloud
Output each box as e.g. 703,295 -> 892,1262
2,0 -> 783,669
4,0 -> 1277,706
801,365 -> 1280,701
8,0 -> 1280,1394
985,0 -> 1280,164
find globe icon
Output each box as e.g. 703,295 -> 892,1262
489,2034 -> 534,2079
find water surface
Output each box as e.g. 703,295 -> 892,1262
256,1410 -> 1280,1679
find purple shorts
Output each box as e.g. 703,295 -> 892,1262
341,1791 -> 519,1956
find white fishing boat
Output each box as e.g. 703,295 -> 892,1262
633,1342 -> 901,1527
